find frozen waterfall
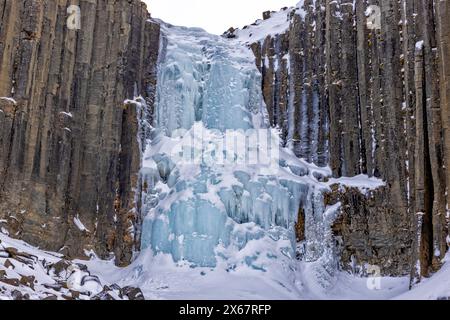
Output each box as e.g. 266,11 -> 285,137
139,23 -> 335,274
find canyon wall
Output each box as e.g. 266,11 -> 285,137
0,0 -> 449,277
232,0 -> 449,276
0,0 -> 160,266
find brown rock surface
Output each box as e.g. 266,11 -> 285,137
328,185 -> 412,275
0,0 -> 160,266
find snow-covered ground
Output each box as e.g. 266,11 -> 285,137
2,231 -> 450,300
0,233 -> 142,300
231,3 -> 303,44
82,249 -> 409,300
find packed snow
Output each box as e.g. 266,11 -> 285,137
326,174 -> 386,195
0,233 -> 105,300
231,2 -> 306,44
0,232 -> 148,300
59,111 -> 73,118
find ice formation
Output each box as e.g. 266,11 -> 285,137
137,22 -> 339,275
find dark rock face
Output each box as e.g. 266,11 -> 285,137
234,0 -> 449,276
327,185 -> 412,275
0,0 -> 160,266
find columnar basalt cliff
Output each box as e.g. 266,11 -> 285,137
0,0 -> 160,266
228,0 -> 450,276
0,0 -> 449,280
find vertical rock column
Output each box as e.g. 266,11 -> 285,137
409,0 -> 448,278
436,0 -> 450,242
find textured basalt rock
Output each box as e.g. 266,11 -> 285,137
327,185 -> 412,276
0,0 -> 160,266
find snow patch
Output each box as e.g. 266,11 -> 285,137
232,2 -> 306,44
415,40 -> 424,50
0,97 -> 17,105
327,174 -> 385,195
73,215 -> 89,233
59,111 -> 73,118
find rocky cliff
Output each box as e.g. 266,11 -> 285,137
228,0 -> 450,277
0,0 -> 449,280
0,0 -> 160,266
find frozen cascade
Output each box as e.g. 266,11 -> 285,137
138,22 -> 341,283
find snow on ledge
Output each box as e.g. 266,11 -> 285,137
0,97 -> 17,105
326,174 -> 386,195
74,215 -> 90,233
59,111 -> 73,118
232,1 -> 306,44
415,40 -> 424,50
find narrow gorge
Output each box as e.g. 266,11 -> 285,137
0,0 -> 449,300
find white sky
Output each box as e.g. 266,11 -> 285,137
144,0 -> 297,35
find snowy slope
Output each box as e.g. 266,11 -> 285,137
3,230 -> 450,300
395,254 -> 450,300
229,1 -> 305,44
0,233 -> 143,300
